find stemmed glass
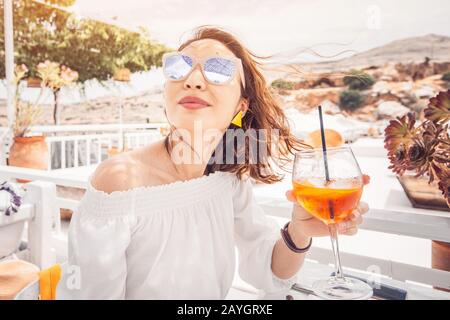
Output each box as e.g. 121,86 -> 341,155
292,146 -> 373,300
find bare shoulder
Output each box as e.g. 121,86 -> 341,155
90,152 -> 145,194
90,140 -> 168,194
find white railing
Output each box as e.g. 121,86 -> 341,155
32,123 -> 166,170
0,123 -> 167,170
28,123 -> 168,134
44,131 -> 162,170
0,165 -> 87,214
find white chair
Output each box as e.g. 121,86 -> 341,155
0,180 -> 58,269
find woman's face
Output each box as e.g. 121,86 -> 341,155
164,39 -> 247,133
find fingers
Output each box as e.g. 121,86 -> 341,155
287,190 -> 315,221
357,201 -> 369,215
287,194 -> 369,238
362,174 -> 371,185
338,221 -> 358,235
342,226 -> 358,236
338,220 -> 354,233
297,215 -> 363,238
338,207 -> 366,235
285,190 -> 296,203
350,211 -> 363,225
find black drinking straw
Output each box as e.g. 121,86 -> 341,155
318,105 -> 330,181
317,105 -> 334,219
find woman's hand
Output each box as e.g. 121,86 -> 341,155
285,175 -> 370,242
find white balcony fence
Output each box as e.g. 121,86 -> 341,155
0,123 -> 167,169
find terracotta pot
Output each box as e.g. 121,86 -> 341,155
305,128 -> 344,148
8,136 -> 49,183
432,240 -> 450,292
26,77 -> 42,88
113,68 -> 131,82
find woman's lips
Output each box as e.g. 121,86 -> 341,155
178,96 -> 211,109
179,102 -> 210,109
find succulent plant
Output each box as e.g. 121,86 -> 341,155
384,89 -> 450,206
424,90 -> 450,124
437,169 -> 450,202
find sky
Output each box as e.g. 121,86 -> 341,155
2,0 -> 450,104
73,0 -> 450,62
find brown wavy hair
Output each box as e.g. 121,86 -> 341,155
164,26 -> 309,184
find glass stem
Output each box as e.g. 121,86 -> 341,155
328,224 -> 344,280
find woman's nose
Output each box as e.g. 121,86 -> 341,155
183,65 -> 206,90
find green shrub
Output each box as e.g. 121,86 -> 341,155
339,90 -> 364,111
343,70 -> 375,90
271,79 -> 296,90
442,71 -> 450,82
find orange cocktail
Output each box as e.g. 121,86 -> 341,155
292,178 -> 362,224
292,144 -> 372,299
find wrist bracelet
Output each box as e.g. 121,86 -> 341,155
280,222 -> 312,253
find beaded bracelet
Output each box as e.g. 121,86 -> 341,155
280,222 -> 312,253
0,181 -> 22,216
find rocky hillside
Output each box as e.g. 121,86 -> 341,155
300,34 -> 450,72
1,34 -> 449,132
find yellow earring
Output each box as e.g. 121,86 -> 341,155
231,111 -> 243,127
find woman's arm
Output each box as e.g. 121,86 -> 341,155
271,221 -> 311,279
68,158 -> 138,299
271,175 -> 370,280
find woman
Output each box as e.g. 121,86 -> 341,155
68,27 -> 369,299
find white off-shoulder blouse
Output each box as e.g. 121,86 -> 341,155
67,170 -> 298,299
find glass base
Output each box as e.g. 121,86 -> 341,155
312,276 -> 373,300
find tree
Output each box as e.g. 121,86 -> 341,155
0,0 -> 170,124
0,0 -> 170,82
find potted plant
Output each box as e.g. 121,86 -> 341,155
36,60 -> 78,125
7,64 -> 48,182
113,67 -> 131,82
26,77 -> 42,88
384,89 -> 450,282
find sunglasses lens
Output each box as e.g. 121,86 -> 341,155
164,54 -> 193,80
204,57 -> 235,84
